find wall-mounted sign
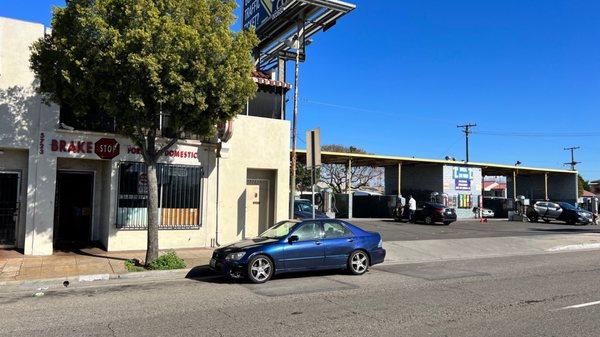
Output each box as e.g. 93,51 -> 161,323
455,179 -> 472,191
94,138 -> 120,160
127,146 -> 198,159
51,139 -> 93,154
452,167 -> 474,180
243,0 -> 293,31
137,172 -> 149,194
452,167 -> 473,191
39,133 -> 45,155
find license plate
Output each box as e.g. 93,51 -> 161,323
209,258 -> 216,268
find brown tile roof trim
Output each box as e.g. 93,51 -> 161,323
252,70 -> 292,89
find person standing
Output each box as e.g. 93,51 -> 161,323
408,195 -> 417,223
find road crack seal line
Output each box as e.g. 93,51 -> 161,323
107,323 -> 116,337
216,308 -> 234,319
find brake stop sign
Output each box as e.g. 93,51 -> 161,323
94,138 -> 120,160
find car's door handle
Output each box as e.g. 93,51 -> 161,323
347,238 -> 354,243
315,241 -> 322,245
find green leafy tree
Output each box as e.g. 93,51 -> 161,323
30,0 -> 257,264
578,175 -> 590,197
295,162 -> 320,192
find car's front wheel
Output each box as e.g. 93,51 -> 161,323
247,255 -> 273,284
348,250 -> 369,275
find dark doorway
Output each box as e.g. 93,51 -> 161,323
0,172 -> 20,246
54,171 -> 94,247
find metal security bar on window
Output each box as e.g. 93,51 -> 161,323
116,162 -> 203,230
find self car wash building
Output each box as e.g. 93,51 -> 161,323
0,17 -> 292,255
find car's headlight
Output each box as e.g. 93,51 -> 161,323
225,252 -> 246,261
377,238 -> 382,248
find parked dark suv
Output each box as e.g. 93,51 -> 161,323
527,201 -> 593,225
395,202 -> 457,226
293,199 -> 329,220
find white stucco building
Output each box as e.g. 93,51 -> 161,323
0,17 -> 291,255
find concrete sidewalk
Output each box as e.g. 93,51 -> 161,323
0,247 -> 213,286
382,233 -> 600,265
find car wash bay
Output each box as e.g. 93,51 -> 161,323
296,150 -> 579,219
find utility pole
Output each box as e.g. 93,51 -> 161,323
289,18 -> 305,218
564,146 -> 581,171
457,123 -> 477,162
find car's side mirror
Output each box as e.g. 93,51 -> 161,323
288,235 -> 299,244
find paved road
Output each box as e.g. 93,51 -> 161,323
3,250 -> 600,336
352,219 -> 600,242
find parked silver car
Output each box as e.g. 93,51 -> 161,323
528,201 -> 593,225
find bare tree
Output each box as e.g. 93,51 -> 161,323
320,145 -> 383,193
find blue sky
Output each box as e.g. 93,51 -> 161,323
2,1 -> 599,180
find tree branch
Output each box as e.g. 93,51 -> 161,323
156,138 -> 178,158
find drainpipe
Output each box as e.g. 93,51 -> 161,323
215,145 -> 221,247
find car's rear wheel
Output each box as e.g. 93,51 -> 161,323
247,255 -> 273,284
543,219 -> 551,223
528,213 -> 539,222
425,216 -> 433,225
348,250 -> 369,275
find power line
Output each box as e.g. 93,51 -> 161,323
473,131 -> 600,138
300,98 -> 453,123
457,123 -> 477,162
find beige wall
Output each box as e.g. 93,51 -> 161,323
0,17 -> 46,90
218,115 -> 290,244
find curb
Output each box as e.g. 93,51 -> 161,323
0,267 -> 200,289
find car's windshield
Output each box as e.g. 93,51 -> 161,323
558,202 -> 579,211
259,221 -> 298,239
296,202 -> 313,212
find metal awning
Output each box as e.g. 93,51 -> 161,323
294,149 -> 577,176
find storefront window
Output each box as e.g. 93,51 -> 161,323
116,162 -> 202,230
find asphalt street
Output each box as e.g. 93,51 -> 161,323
352,219 -> 600,242
3,250 -> 600,336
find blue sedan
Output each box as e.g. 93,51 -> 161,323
209,219 -> 386,283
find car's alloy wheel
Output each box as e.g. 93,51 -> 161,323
349,251 -> 369,275
425,216 -> 433,225
248,255 -> 273,283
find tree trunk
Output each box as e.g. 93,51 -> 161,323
145,160 -> 160,265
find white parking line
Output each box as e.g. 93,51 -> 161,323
560,300 -> 600,310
